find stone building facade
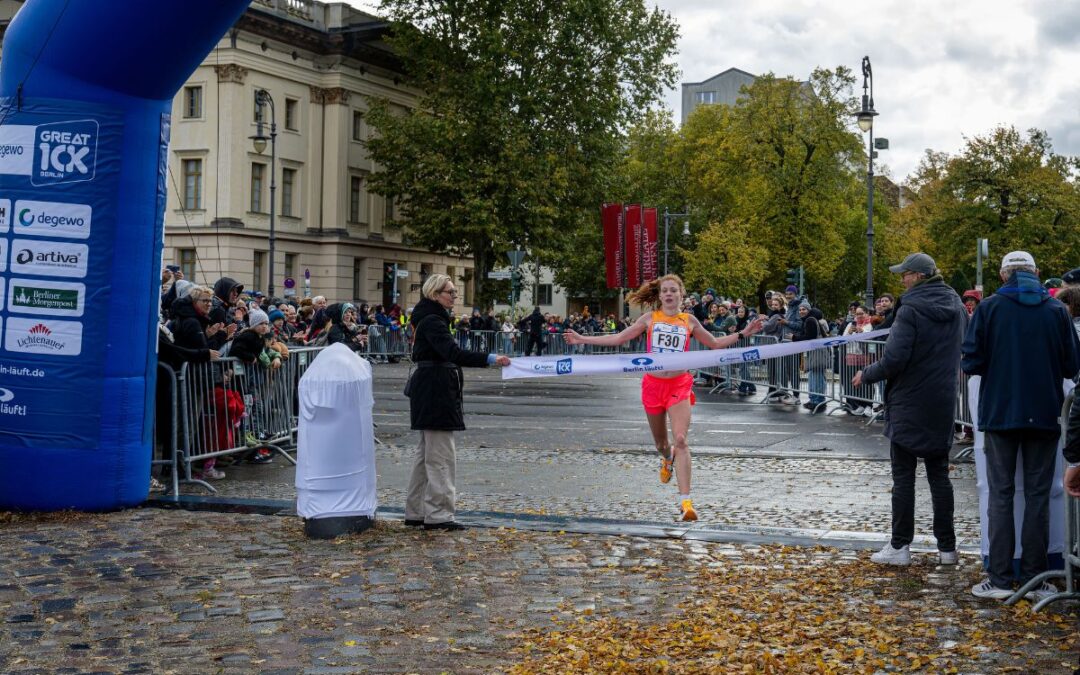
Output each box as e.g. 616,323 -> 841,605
162,0 -> 475,308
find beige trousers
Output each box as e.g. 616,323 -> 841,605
404,430 -> 457,524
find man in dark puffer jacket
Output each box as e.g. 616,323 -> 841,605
858,253 -> 967,568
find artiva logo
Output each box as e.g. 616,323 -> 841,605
17,323 -> 66,352
15,247 -> 82,266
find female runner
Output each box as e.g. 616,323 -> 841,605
564,275 -> 765,521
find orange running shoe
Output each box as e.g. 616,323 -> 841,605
680,499 -> 698,522
659,456 -> 674,484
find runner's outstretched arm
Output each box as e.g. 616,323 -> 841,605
691,315 -> 765,349
564,314 -> 648,347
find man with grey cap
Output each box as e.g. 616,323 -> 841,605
962,250 -> 1080,601
854,252 -> 967,566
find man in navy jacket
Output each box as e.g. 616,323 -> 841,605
962,251 -> 1080,601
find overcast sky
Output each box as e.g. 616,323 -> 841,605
344,0 -> 1079,181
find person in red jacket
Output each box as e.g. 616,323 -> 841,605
198,369 -> 246,480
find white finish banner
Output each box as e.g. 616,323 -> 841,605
502,329 -> 890,380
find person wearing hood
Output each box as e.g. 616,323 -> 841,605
791,301 -> 827,412
961,251 -> 1080,601
853,253 -> 966,568
326,303 -> 367,352
208,277 -> 244,349
405,274 -> 510,531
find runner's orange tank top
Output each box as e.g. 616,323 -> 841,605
646,311 -> 692,353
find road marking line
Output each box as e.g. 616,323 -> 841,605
704,430 -> 746,434
813,432 -> 856,437
756,431 -> 793,435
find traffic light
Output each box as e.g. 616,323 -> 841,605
383,263 -> 395,285
786,268 -> 799,286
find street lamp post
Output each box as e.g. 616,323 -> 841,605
852,56 -> 878,308
250,89 -> 277,297
662,207 -> 690,275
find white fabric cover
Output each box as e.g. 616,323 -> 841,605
969,374 -> 1067,557
295,343 -> 377,519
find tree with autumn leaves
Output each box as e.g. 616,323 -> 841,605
596,68 -> 912,310
592,75 -> 1080,312
363,0 -> 678,308
900,126 -> 1080,293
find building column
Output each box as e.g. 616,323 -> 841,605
213,63 -> 250,225
315,86 -> 350,232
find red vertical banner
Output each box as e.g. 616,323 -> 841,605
601,203 -> 623,289
643,207 -> 658,281
625,203 -> 642,289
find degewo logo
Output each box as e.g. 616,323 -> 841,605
33,119 -> 98,186
556,358 -> 573,375
12,201 -> 92,240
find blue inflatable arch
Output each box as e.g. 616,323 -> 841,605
0,0 -> 251,510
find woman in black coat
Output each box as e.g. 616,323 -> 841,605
405,274 -> 510,530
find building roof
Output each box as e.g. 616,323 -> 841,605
681,67 -> 757,87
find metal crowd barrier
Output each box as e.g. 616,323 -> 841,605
169,345 -> 325,494
365,325 -> 409,360
340,325 -> 979,433
1005,389 -> 1078,611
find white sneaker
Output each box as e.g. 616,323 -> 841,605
971,578 -> 1013,600
870,542 -> 911,566
939,550 -> 959,565
1027,581 -> 1058,603
200,467 -> 226,480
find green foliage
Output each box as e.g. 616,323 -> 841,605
905,126 -> 1080,292
599,68 -> 878,313
677,217 -> 769,299
686,69 -> 866,296
365,0 -> 679,308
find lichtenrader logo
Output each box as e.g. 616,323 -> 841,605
33,119 -> 98,186
18,323 -> 65,352
5,317 -> 82,356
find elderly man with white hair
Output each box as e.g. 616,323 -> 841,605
962,250 -> 1080,602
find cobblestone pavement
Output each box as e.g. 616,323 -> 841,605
0,510 -> 1074,674
172,363 -> 984,543
195,446 -> 981,544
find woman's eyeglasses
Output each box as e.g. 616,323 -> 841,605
440,289 -> 458,297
